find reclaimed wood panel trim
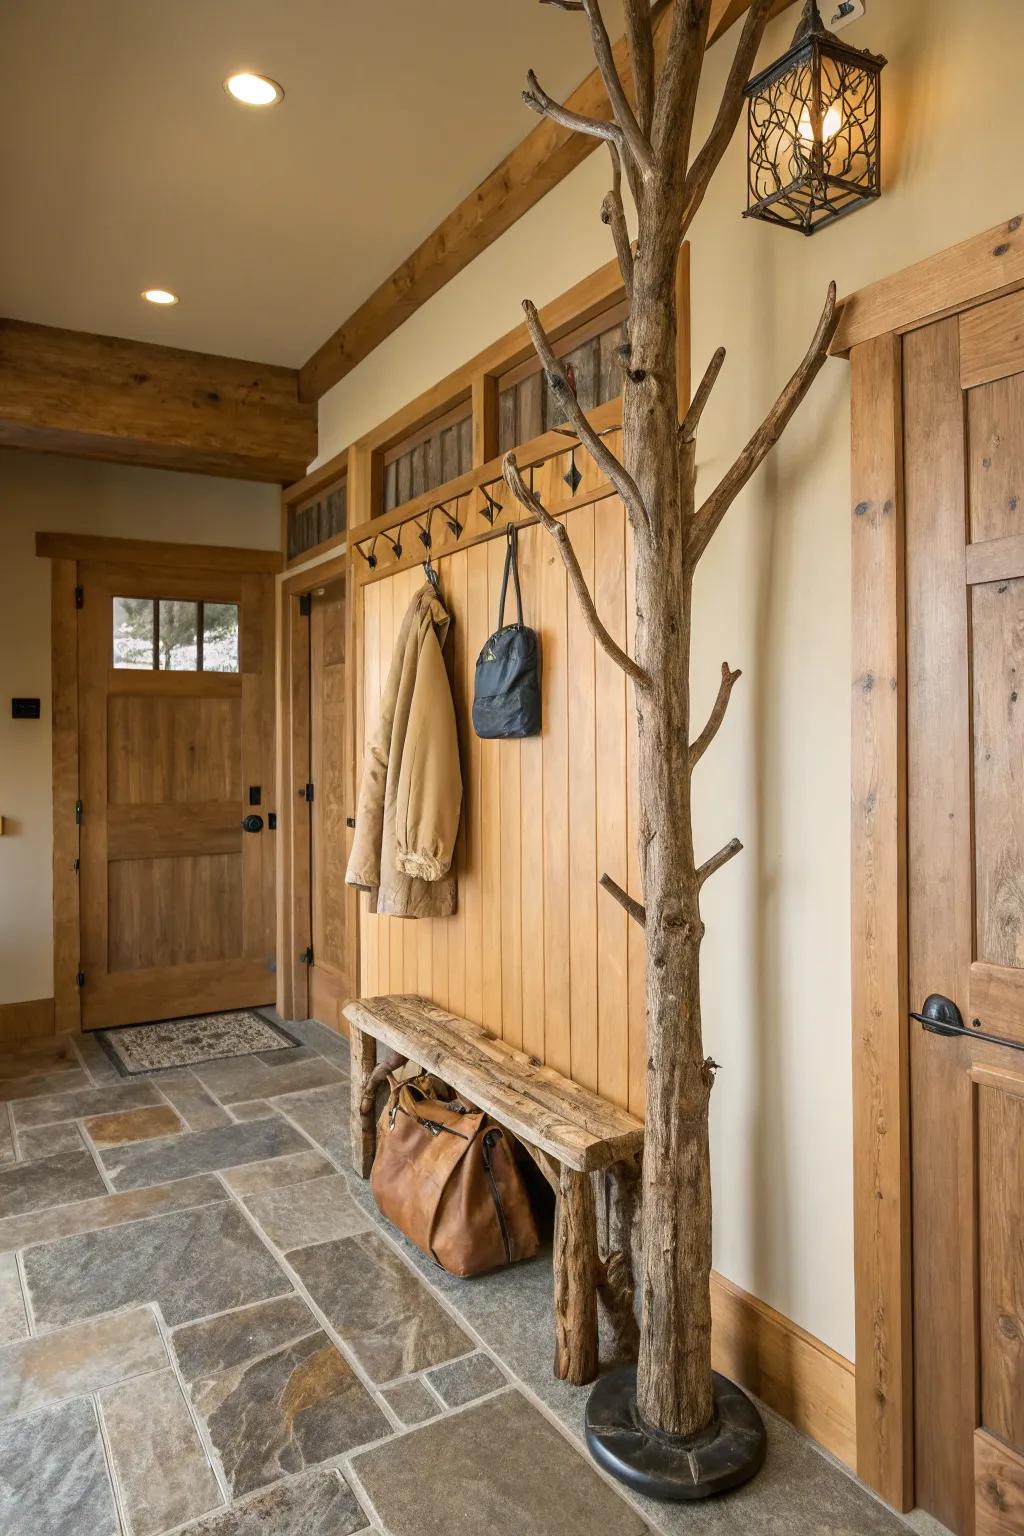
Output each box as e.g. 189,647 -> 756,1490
298,1 -> 791,400
849,332 -> 914,1510
966,534 -> 1024,587
975,1429 -> 1024,1535
0,998 -> 56,1044
1,319 -> 315,483
36,532 -> 282,573
710,1271 -> 856,1470
833,215 -> 1024,357
960,288 -> 1024,390
50,557 -> 81,1034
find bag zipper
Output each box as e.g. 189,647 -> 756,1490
390,1103 -> 470,1139
481,1129 -> 513,1264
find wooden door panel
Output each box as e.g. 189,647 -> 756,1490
967,372 -> 1024,544
309,577 -> 351,1024
972,578 -> 1024,968
975,1068 -> 1024,1448
78,560 -> 274,1028
976,1430 -> 1024,1536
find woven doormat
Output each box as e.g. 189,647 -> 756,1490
97,1011 -> 299,1076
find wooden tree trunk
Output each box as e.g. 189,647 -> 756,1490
626,238 -> 714,1438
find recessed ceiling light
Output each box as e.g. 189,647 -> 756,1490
141,288 -> 179,306
224,72 -> 284,107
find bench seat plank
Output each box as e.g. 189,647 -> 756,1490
343,994 -> 643,1172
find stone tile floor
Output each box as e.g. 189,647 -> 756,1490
0,1014 -> 946,1536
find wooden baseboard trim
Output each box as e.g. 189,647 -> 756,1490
0,997 -> 57,1043
711,1270 -> 856,1470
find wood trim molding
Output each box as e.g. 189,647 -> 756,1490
848,332 -> 914,1511
36,531 -> 282,573
1,319 -> 316,483
710,1271 -> 856,1470
51,558 -> 81,1034
0,998 -> 56,1044
832,215 -> 1024,357
298,1 -> 792,401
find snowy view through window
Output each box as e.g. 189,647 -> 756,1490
112,597 -> 239,672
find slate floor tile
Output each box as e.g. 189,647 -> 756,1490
0,1396 -> 119,1536
169,1468 -> 366,1535
229,1100 -> 278,1122
426,1350 -> 507,1406
100,1368 -> 223,1535
101,1117 -> 311,1191
0,1148 -> 107,1217
0,1172 -> 227,1255
220,1149 -> 334,1197
0,1305 -> 166,1418
155,1071 -> 232,1130
244,1173 -> 371,1251
381,1377 -> 441,1426
171,1295 -> 390,1497
16,1122 -> 84,1161
288,1231 -> 473,1382
268,1015 -> 351,1070
84,1103 -> 184,1148
0,1110 -> 13,1166
270,1083 -> 349,1162
0,1252 -> 27,1344
69,1031 -> 122,1085
23,1201 -> 293,1330
193,1055 -> 345,1106
12,1080 -> 162,1130
0,1068 -> 91,1103
353,1390 -> 649,1536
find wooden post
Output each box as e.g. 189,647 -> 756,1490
553,1164 -> 599,1385
350,1025 -> 378,1178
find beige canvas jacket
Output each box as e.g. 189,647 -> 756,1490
346,581 -> 461,918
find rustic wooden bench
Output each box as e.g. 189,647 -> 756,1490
342,993 -> 644,1385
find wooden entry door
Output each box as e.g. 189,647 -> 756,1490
905,295 -> 1024,1534
77,559 -> 275,1028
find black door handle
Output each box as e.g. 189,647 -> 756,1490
241,814 -> 264,833
912,992 -> 1024,1055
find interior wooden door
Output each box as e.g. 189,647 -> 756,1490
77,559 -> 275,1028
905,294 -> 1024,1535
308,574 -> 353,1025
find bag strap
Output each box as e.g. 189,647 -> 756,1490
497,523 -> 524,629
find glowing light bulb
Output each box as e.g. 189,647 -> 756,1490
141,289 -> 179,306
224,72 -> 284,107
798,101 -> 843,144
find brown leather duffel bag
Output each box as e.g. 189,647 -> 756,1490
370,1073 -> 540,1277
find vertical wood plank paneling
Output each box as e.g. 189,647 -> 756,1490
625,524 -> 646,1117
446,551 -> 468,1016
595,498 -> 629,1109
360,581 -> 379,1001
51,558 -> 81,1033
541,524 -> 571,1077
464,547 -> 488,1023
498,533 -> 523,1048
480,538 -> 504,1033
400,571 -> 422,997
849,332 -> 914,1512
518,524 -> 546,1061
377,577 -> 394,994
567,505 -> 598,1092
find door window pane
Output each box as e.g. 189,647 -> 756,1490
201,602 -> 240,673
113,597 -> 155,669
157,599 -> 199,671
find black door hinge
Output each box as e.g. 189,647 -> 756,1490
74,799 -> 83,824
304,782 -> 314,803
74,586 -> 84,609
346,816 -> 356,829
299,945 -> 313,966
76,971 -> 86,988
249,785 -> 261,806
73,858 -> 80,874
299,593 -> 312,617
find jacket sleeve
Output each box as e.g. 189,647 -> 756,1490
394,622 -> 462,882
345,615 -> 409,893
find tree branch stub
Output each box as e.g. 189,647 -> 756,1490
690,661 -> 741,769
600,872 -> 647,927
697,837 -> 744,888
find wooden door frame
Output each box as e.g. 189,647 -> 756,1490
37,531 -> 282,1034
841,213 -> 1024,1513
275,546 -> 355,1022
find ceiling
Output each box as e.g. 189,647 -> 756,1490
0,0 -> 626,368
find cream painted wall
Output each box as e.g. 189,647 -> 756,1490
315,0 -> 1020,1362
0,449 -> 279,1008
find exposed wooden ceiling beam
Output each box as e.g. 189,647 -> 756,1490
299,0 -> 795,403
0,320 -> 317,483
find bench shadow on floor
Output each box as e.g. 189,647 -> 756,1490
0,1016 -> 927,1536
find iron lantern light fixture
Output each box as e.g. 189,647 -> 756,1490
743,0 -> 886,235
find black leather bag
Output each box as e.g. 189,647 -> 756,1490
472,525 -> 541,739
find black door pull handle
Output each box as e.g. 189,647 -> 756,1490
912,993 -> 1024,1055
241,814 -> 264,833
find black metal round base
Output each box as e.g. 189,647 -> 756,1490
585,1367 -> 767,1502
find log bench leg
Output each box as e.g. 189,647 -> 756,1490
350,1025 -> 377,1179
553,1164 -> 599,1385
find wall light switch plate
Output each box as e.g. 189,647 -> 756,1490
828,0 -> 865,29
11,698 -> 41,719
